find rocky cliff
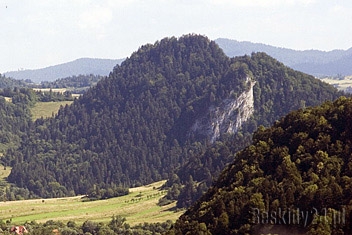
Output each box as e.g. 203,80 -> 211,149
191,77 -> 256,143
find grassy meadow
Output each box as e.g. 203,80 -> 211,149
0,180 -> 184,226
5,98 -> 185,227
30,101 -> 74,120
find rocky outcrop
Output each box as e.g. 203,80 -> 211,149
191,77 -> 256,143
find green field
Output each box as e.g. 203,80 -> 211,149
0,180 -> 184,226
30,101 -> 74,120
6,102 -> 185,226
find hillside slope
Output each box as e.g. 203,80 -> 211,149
216,38 -> 352,76
164,51 -> 344,209
170,96 -> 352,234
6,35 -> 237,197
4,58 -> 123,83
0,89 -> 33,153
5,35 -> 343,199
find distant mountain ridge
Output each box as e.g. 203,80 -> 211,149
216,38 -> 352,77
5,39 -> 352,82
4,58 -> 124,83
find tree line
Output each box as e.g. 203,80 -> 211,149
0,216 -> 173,235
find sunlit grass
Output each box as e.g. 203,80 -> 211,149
30,101 -> 73,120
0,180 -> 184,226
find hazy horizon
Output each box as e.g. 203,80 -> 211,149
1,0 -> 352,73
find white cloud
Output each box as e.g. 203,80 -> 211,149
106,0 -> 137,8
208,0 -> 316,7
78,5 -> 113,30
330,5 -> 350,15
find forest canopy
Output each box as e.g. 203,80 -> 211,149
170,96 -> 352,235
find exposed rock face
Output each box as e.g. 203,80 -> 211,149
191,77 -> 256,143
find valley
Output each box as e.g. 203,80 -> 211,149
0,180 -> 184,226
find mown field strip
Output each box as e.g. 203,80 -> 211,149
30,101 -> 74,120
0,180 -> 184,226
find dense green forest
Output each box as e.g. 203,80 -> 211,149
0,88 -> 36,200
0,88 -> 33,153
0,86 -> 75,200
162,51 -> 345,209
3,35 -> 343,201
0,74 -> 30,88
170,96 -> 352,234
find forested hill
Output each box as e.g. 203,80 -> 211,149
163,52 -> 344,209
170,96 -> 352,234
0,74 -> 29,88
6,35 -> 238,197
5,35 -> 342,199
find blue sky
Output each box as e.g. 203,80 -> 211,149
1,0 -> 352,72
